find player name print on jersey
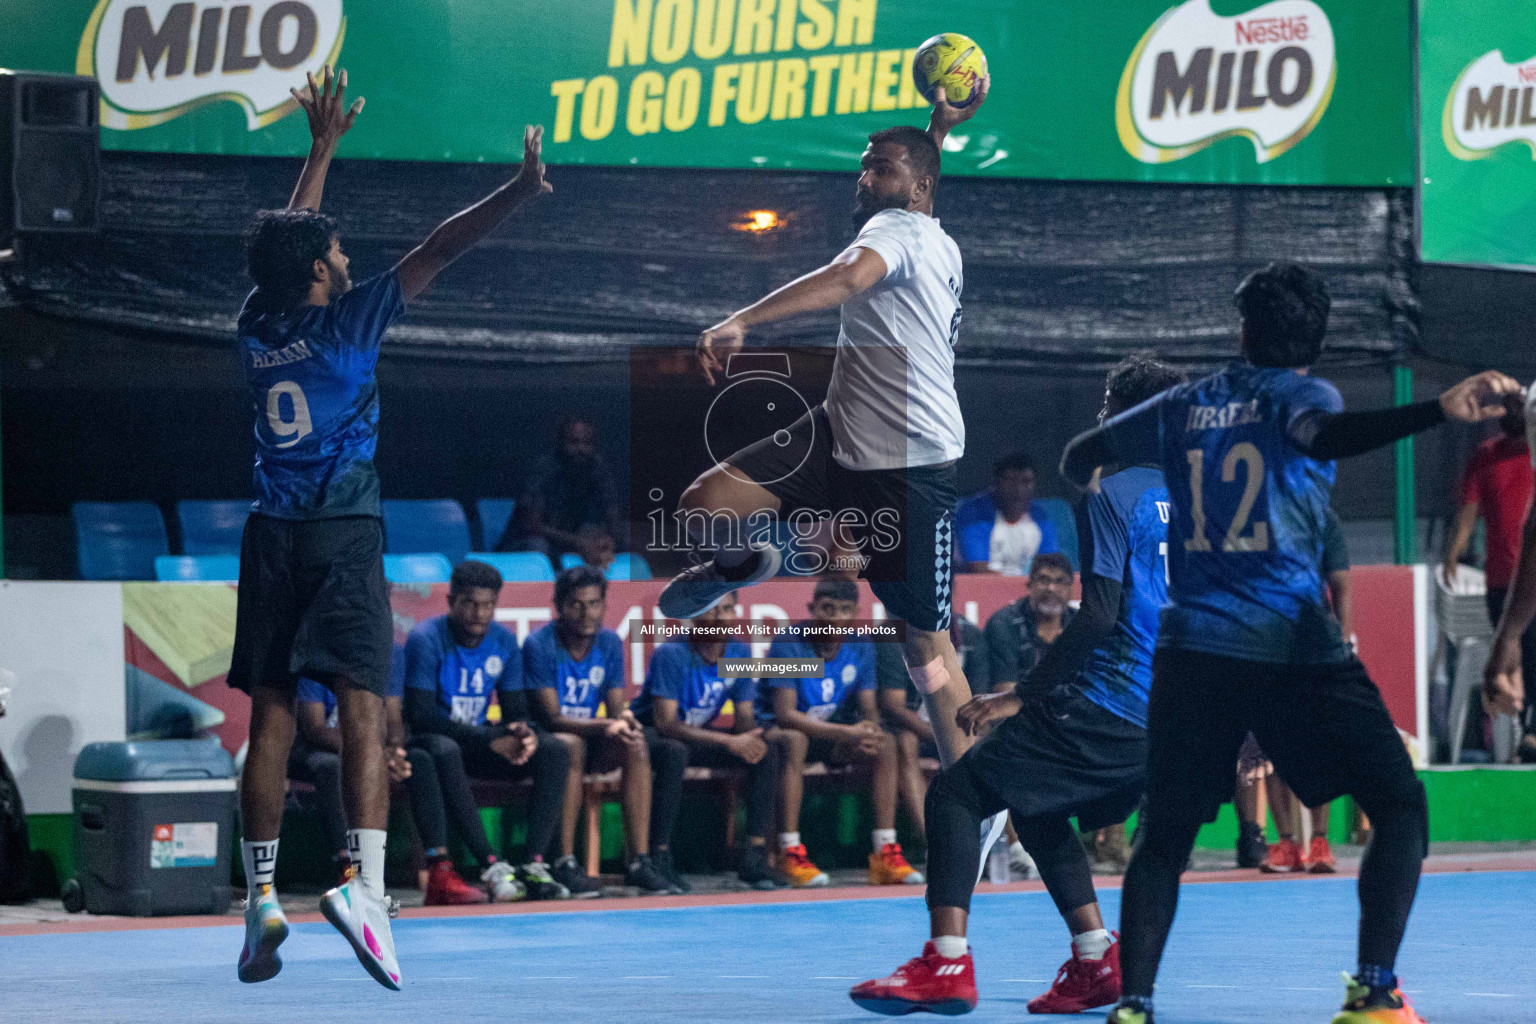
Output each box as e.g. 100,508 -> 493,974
249,339 -> 314,370
1186,400 -> 1263,430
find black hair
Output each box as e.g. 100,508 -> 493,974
243,208 -> 338,312
554,564 -> 607,607
450,559 -> 503,597
993,452 -> 1037,476
1105,353 -> 1187,416
812,578 -> 860,604
868,125 -> 941,186
1234,261 -> 1331,368
1029,551 -> 1075,578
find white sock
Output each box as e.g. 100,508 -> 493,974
347,829 -> 387,900
872,828 -> 898,852
779,832 -> 801,851
1072,928 -> 1114,961
932,935 -> 968,959
242,839 -> 279,896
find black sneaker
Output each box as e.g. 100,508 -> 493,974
625,854 -> 676,894
1235,821 -> 1268,869
651,848 -> 691,894
657,546 -> 782,620
550,855 -> 604,900
737,845 -> 790,890
517,860 -> 570,901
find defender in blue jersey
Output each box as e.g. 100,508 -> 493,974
852,355 -> 1186,1019
762,579 -> 920,888
524,566 -> 684,896
1059,264 -> 1519,1024
633,596 -> 790,890
227,72 -> 555,991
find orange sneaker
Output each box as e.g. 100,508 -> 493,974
1330,973 -> 1427,1023
1306,835 -> 1337,874
781,844 -> 829,888
869,842 -> 925,886
1260,836 -> 1305,873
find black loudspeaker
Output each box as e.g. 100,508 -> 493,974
0,71 -> 100,246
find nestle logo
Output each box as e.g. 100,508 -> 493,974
1519,64 -> 1536,83
1235,15 -> 1309,45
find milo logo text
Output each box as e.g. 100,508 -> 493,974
1443,50 -> 1536,161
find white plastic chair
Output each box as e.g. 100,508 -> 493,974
1437,565 -> 1520,763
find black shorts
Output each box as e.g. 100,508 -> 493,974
228,514 -> 393,698
728,404 -> 957,633
1146,648 -> 1422,825
957,684 -> 1148,831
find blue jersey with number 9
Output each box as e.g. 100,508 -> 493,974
237,270 -> 405,519
1102,362 -> 1349,665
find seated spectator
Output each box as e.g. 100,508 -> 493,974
1443,401 -> 1536,760
957,453 -> 1060,575
763,579 -> 922,888
498,415 -> 625,568
632,594 -> 790,890
876,614 -> 989,835
983,552 -> 1076,693
524,565 -> 685,895
403,560 -> 573,901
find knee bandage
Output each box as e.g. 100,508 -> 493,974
908,658 -> 951,695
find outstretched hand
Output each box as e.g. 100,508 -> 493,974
291,66 -> 363,146
513,124 -> 554,198
1439,370 -> 1523,424
927,74 -> 989,143
697,316 -> 746,385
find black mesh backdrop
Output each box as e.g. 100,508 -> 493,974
0,152 -> 1415,369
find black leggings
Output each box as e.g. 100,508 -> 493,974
406,733 -> 494,866
646,729 -> 782,849
287,743 -> 348,858
456,729 -> 571,862
924,756 -> 1098,920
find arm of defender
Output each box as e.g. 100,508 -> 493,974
286,67 -> 363,212
1289,370 -> 1520,461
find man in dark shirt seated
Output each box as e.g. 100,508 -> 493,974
498,416 -> 625,567
983,552 -> 1075,693
401,560 -> 575,901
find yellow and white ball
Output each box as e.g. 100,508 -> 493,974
911,32 -> 988,108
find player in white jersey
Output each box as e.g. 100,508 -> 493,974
657,82 -> 988,776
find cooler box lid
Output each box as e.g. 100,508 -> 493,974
74,738 -> 235,783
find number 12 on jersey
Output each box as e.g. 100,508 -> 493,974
1184,443 -> 1270,553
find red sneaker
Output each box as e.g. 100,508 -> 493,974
1306,835 -> 1337,874
424,860 -> 488,906
1260,837 -> 1305,873
849,941 -> 977,1016
1027,938 -> 1122,1014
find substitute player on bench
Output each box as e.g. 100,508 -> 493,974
1060,262 -> 1518,1024
850,354 -> 1185,1017
230,68 -> 551,989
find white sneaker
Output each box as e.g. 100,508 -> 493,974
237,886 -> 289,983
1008,841 -> 1037,879
320,875 -> 402,991
480,861 -> 526,903
975,812 -> 1010,885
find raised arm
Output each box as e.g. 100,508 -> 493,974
286,67 -> 364,212
696,247 -> 889,384
1288,370 -> 1520,461
925,74 -> 989,152
395,124 -> 552,302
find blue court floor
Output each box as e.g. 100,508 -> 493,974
2,871 -> 1531,1024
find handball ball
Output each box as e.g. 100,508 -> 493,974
911,32 -> 987,107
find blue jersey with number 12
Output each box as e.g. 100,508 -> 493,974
1104,362 -> 1348,664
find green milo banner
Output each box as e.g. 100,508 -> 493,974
1420,0 -> 1536,267
0,0 -> 1412,184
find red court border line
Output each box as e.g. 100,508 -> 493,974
4,854 -> 1532,938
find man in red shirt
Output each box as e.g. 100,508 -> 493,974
1444,404 -> 1535,754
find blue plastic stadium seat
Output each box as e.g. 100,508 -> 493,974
176,500 -> 251,555
606,553 -> 652,581
467,551 -> 556,583
559,552 -> 583,571
1035,497 -> 1080,572
382,499 -> 471,565
72,501 -> 170,581
384,553 -> 454,584
155,555 -> 240,582
475,499 -> 516,551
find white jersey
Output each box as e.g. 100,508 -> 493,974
824,208 -> 965,471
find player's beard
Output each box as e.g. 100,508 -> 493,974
326,256 -> 353,297
852,186 -> 911,228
